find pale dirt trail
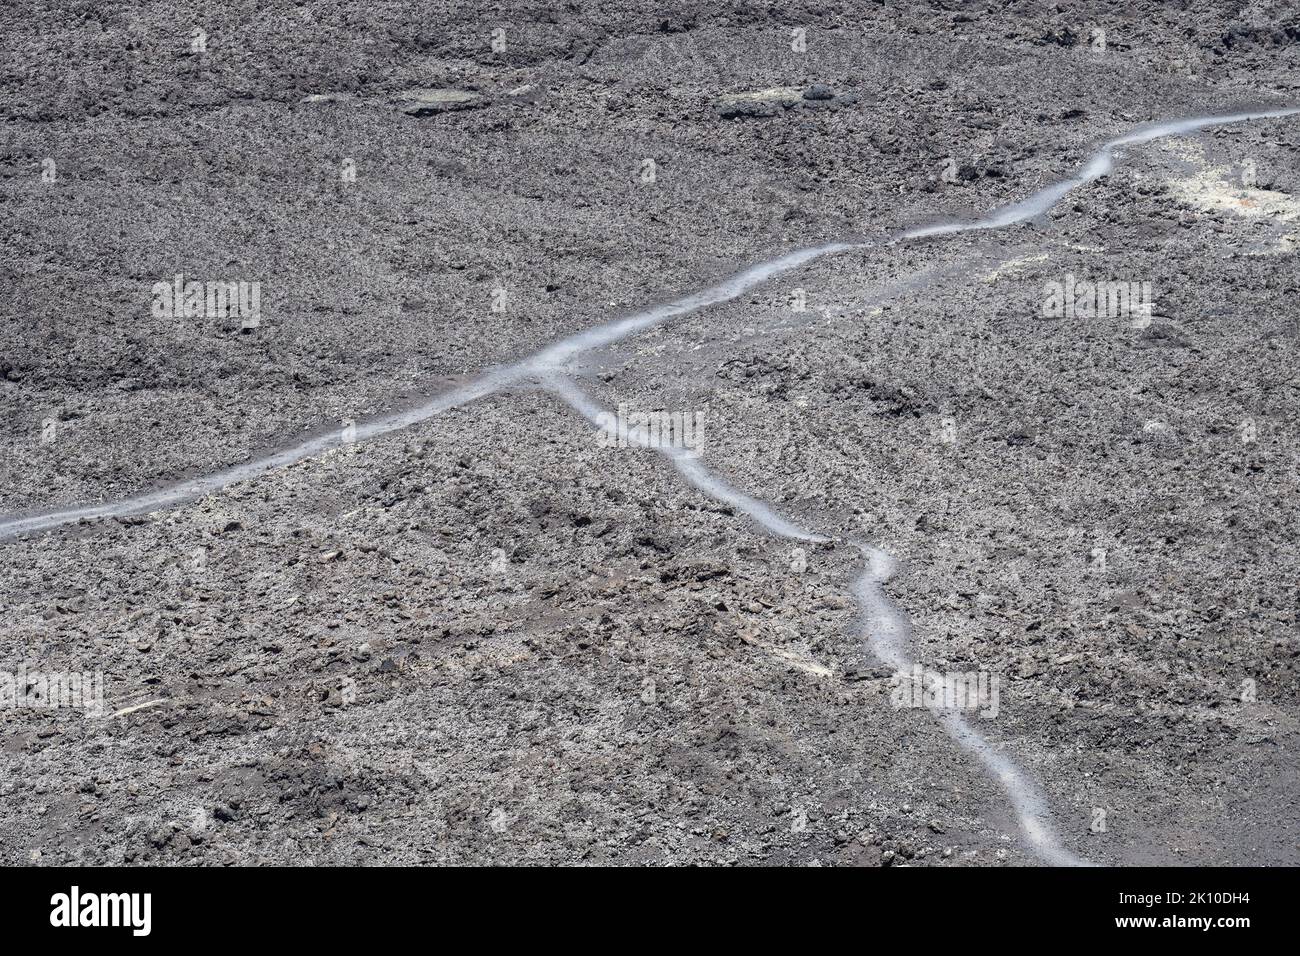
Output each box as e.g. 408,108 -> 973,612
2,109 -> 1293,541
5,108 -> 1297,865
551,375 -> 1089,866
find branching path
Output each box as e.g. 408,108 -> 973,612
4,107 -> 1297,865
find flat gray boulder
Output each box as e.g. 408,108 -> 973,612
396,88 -> 485,116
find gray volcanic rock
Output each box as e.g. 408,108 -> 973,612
714,87 -> 804,118
396,88 -> 486,116
1,0 -> 1299,869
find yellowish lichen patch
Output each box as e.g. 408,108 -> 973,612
981,252 -> 1050,283
1168,166 -> 1300,223
1147,139 -> 1300,254
717,87 -> 803,105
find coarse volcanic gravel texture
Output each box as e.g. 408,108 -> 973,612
1,1 -> 1298,865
